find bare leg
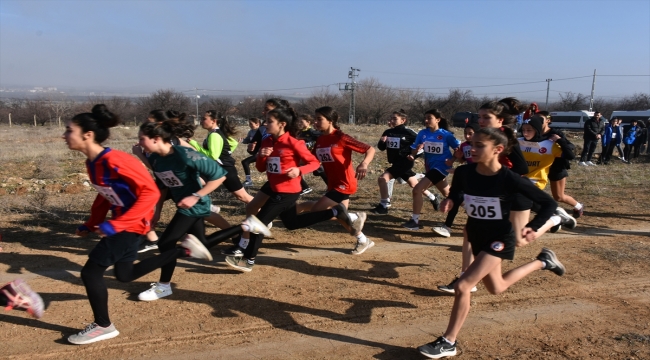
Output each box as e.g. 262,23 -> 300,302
232,188 -> 253,204
461,227 -> 473,272
378,172 -> 393,200
550,178 -> 578,207
411,177 -> 433,216
204,212 -> 231,229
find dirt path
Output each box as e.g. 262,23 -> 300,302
2,223 -> 650,359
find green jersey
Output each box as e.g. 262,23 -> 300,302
148,145 -> 227,217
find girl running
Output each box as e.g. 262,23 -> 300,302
372,110 -> 437,215
401,109 -> 460,231
222,107 -> 362,272
301,106 -> 375,254
241,117 -> 261,187
431,122 -> 480,238
136,119 -> 270,301
188,110 -> 253,204
297,113 -> 328,194
417,127 -> 566,359
64,105 -> 214,345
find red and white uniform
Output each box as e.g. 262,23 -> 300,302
256,132 -> 320,193
313,130 -> 371,195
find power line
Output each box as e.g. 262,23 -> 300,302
181,84 -> 338,93
361,70 -> 540,81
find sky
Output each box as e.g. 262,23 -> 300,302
1,0 -> 649,101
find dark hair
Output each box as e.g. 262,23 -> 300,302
315,106 -> 340,130
268,106 -> 299,137
148,109 -> 167,122
478,97 -> 523,128
537,110 -> 550,118
299,114 -> 313,123
392,109 -> 408,122
424,108 -> 450,131
166,110 -> 187,122
465,122 -> 480,133
265,98 -> 290,110
205,110 -> 237,138
248,117 -> 261,125
474,127 -> 513,155
140,118 -> 195,143
71,104 -> 120,144
637,120 -> 646,129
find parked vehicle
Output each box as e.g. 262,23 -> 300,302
548,111 -> 597,129
451,112 -> 479,127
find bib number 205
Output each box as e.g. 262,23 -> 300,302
464,195 -> 502,220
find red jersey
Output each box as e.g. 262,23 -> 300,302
256,132 -> 320,193
313,130 -> 371,195
82,148 -> 160,236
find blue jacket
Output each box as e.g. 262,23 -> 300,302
602,124 -> 613,146
624,126 -> 637,145
612,125 -> 623,145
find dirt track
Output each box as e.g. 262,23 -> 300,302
2,217 -> 649,359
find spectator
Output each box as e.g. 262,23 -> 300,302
523,103 -> 539,120
612,118 -> 625,160
632,120 -> 647,158
646,118 -> 650,154
598,118 -> 615,164
578,111 -> 605,166
623,120 -> 638,163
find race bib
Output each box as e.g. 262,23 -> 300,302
611,133 -> 617,138
424,141 -> 443,154
315,147 -> 334,163
91,184 -> 125,207
464,195 -> 502,220
155,170 -> 184,188
518,140 -> 541,153
386,137 -> 401,149
267,157 -> 282,174
462,146 -> 472,160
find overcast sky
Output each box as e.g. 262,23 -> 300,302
1,0 -> 649,100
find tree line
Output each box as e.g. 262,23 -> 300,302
1,77 -> 648,127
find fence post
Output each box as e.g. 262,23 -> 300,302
58,116 -> 61,127
34,114 -> 37,127
8,113 -> 11,127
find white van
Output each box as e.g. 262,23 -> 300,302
548,111 -> 595,129
610,110 -> 650,125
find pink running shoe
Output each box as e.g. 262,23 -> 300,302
1,279 -> 44,319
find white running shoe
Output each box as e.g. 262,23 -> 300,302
554,207 -> 577,230
210,205 -> 221,214
267,221 -> 273,229
349,212 -> 367,236
243,215 -> 272,237
351,240 -> 375,255
586,161 -> 597,166
68,323 -> 120,345
578,161 -> 588,166
432,225 -> 451,238
180,234 -> 213,261
138,283 -> 172,301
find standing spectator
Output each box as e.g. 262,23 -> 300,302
632,120 -> 647,158
578,111 -> 605,166
523,103 -> 539,120
645,118 -> 650,154
598,118 -> 615,164
623,120 -> 638,163
612,118 -> 625,160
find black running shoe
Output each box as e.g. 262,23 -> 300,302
221,245 -> 244,256
572,206 -> 584,219
401,219 -> 420,231
437,277 -> 477,294
137,239 -> 159,254
549,224 -> 562,233
429,195 -> 441,211
554,207 -> 577,230
537,248 -> 565,276
418,336 -> 457,359
370,204 -> 388,215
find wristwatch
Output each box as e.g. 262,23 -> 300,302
191,193 -> 202,198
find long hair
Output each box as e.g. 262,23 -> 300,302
71,104 -> 120,144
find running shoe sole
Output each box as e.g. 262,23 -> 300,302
181,234 -> 213,261
68,329 -> 120,345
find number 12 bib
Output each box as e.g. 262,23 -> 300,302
464,194 -> 502,220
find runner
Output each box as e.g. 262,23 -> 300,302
300,106 -> 375,254
188,110 -> 253,204
63,104 -> 215,345
0,279 -> 44,319
241,117 -> 261,187
136,119 -> 271,301
401,109 -> 460,230
371,109 -> 437,215
417,127 -> 566,359
222,106 -> 362,272
431,122 -> 480,237
296,113 -> 328,194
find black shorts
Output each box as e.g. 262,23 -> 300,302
260,181 -> 273,196
88,231 -> 140,267
469,229 -> 516,261
222,166 -> 244,192
424,168 -> 446,185
386,163 -> 416,182
324,189 -> 350,203
510,193 -> 533,211
548,169 -> 568,182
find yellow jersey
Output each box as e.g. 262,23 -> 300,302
518,138 -> 563,189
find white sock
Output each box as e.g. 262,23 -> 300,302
387,178 -> 395,198
424,191 -> 436,201
238,237 -> 249,248
411,214 -> 420,223
574,202 -> 583,210
241,224 -> 250,232
441,336 -> 455,345
356,233 -> 368,244
158,282 -> 171,288
331,208 -> 338,217
550,215 -> 561,226
540,260 -> 547,269
349,213 -> 359,222
380,198 -> 390,208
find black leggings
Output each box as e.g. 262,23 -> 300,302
82,221 -> 243,327
241,155 -> 256,176
244,192 -> 336,259
624,144 -> 633,161
444,195 -> 463,228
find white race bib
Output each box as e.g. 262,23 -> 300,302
611,133 -> 617,138
462,146 -> 472,160
267,157 -> 282,174
464,195 -> 502,220
155,170 -> 184,188
91,184 -> 125,207
315,147 -> 334,163
424,141 -> 443,154
518,140 -> 541,153
386,137 -> 401,149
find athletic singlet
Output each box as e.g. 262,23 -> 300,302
518,137 -> 562,189
411,128 -> 460,174
314,130 -> 371,194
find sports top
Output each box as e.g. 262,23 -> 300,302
518,137 -> 563,189
81,148 -> 160,237
314,130 -> 371,195
377,124 -> 418,164
148,145 -> 227,217
411,128 -> 460,174
256,132 -> 320,193
189,128 -> 236,167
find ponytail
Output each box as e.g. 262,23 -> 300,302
479,97 -> 523,128
140,118 -> 195,142
424,108 -> 450,131
71,104 -> 120,144
315,106 -> 340,130
268,106 -> 300,137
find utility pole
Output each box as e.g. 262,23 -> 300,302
589,69 -> 596,111
545,79 -> 552,110
195,88 -> 200,125
339,67 -> 360,124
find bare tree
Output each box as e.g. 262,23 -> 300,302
200,96 -> 235,117
136,89 -> 191,114
554,92 -> 589,111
